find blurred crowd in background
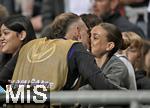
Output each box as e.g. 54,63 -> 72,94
0,0 -> 149,39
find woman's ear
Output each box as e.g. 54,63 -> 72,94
18,31 -> 27,41
106,42 -> 115,51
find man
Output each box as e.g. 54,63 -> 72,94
92,0 -> 145,38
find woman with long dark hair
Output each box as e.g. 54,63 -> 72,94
0,15 -> 36,82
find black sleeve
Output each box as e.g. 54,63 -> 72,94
0,54 -> 18,81
67,43 -> 119,90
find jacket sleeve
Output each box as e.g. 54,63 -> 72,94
68,43 -> 120,90
0,54 -> 18,81
103,58 -> 129,90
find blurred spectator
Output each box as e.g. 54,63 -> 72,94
135,39 -> 150,89
142,40 -> 150,77
18,0 -> 42,32
41,0 -> 92,27
124,32 -> 143,70
148,0 -> 150,40
0,0 -> 15,15
92,0 -> 145,38
0,4 -> 9,21
116,32 -> 137,90
0,4 -> 9,69
136,69 -> 150,89
120,0 -> 149,39
121,32 -> 150,89
80,13 -> 102,51
41,0 -> 64,27
20,0 -> 34,17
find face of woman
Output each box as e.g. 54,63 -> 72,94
0,24 -> 22,54
126,44 -> 141,66
90,25 -> 112,57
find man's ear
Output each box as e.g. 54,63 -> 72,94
106,42 -> 115,51
18,31 -> 26,41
